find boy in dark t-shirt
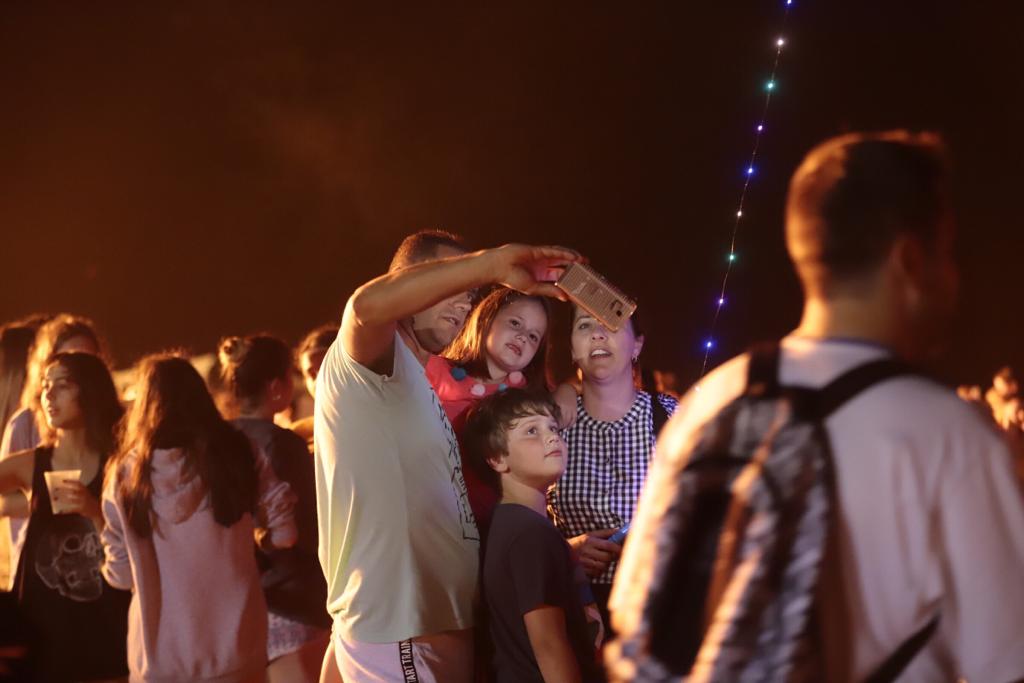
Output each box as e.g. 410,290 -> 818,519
463,389 -> 604,683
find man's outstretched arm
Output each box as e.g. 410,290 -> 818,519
342,244 -> 580,373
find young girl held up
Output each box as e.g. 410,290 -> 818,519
425,287 -> 551,534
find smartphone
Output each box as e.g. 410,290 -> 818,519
555,262 -> 637,332
609,523 -> 631,545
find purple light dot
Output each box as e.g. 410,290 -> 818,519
757,124 -> 764,132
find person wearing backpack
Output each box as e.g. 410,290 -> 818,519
606,131 -> 1024,683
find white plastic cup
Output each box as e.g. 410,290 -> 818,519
43,469 -> 82,514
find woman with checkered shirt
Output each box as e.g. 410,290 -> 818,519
548,306 -> 677,637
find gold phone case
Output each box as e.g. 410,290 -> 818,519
555,262 -> 637,332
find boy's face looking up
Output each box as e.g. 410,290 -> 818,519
489,409 -> 567,491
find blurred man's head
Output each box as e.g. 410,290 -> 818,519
390,230 -> 474,353
786,131 -> 958,359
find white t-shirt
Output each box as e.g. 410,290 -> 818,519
314,331 -> 479,643
612,336 -> 1024,683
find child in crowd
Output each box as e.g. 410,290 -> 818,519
0,352 -> 129,681
219,334 -> 331,683
463,389 -> 604,683
101,353 -> 296,683
426,287 -> 551,533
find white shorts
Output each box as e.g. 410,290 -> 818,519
332,628 -> 473,683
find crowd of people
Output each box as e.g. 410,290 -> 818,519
960,367 -> 1024,469
0,128 -> 1022,683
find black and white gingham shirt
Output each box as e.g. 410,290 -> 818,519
548,390 -> 678,585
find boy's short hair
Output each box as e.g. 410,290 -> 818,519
461,388 -> 562,496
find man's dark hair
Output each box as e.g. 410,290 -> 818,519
786,130 -> 952,289
388,229 -> 466,272
461,388 -> 562,496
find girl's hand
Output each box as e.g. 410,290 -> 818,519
54,480 -> 102,527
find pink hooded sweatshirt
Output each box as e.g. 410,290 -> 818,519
101,447 -> 296,683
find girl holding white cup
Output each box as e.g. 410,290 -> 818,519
0,351 -> 130,681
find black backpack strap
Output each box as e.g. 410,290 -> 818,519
863,614 -> 940,683
816,357 -> 917,419
651,393 -> 670,436
745,342 -> 782,398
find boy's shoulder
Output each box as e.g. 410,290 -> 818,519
489,504 -> 564,548
486,505 -> 576,591
491,502 -> 555,528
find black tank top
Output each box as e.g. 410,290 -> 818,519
14,446 -> 129,681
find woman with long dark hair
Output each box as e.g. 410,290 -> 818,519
219,335 -> 330,683
0,314 -> 104,590
101,353 -> 296,682
0,351 -> 130,681
2,314 -> 103,457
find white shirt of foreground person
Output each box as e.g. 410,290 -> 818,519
314,328 -> 478,644
612,336 -> 1024,683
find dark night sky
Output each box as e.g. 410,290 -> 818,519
2,2 -> 1022,386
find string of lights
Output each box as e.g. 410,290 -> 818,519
698,0 -> 795,381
